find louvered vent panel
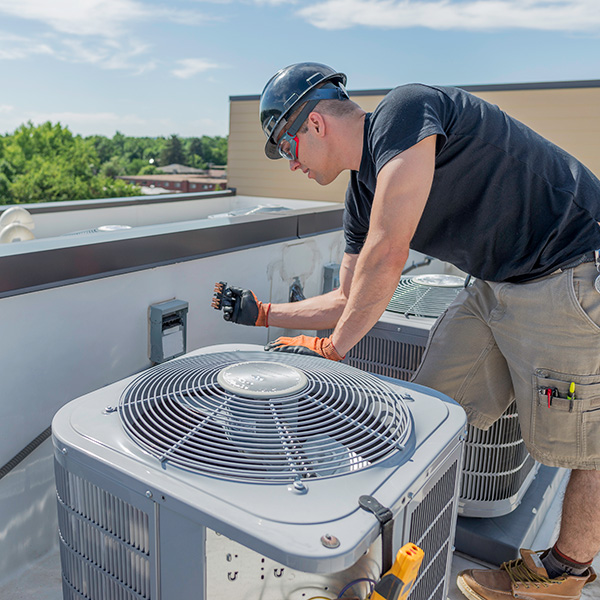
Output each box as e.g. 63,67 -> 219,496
55,462 -> 151,599
60,542 -> 149,600
408,461 -> 459,600
461,401 -> 536,503
345,336 -> 426,382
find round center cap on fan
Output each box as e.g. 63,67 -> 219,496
217,361 -> 308,398
412,274 -> 465,288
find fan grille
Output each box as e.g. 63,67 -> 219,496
387,275 -> 467,318
119,352 -> 412,483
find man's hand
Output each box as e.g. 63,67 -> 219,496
265,335 -> 343,361
212,283 -> 271,327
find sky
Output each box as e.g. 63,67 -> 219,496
0,0 -> 599,139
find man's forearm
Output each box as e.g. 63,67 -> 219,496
330,137 -> 436,357
268,288 -> 348,330
331,244 -> 408,356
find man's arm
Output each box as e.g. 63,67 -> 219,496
268,252 -> 358,330
330,135 -> 437,356
214,252 -> 358,329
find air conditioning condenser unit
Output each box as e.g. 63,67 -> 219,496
52,344 -> 466,600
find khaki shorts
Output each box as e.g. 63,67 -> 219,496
412,260 -> 600,469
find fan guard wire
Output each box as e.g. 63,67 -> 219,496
387,275 -> 468,318
119,352 -> 412,483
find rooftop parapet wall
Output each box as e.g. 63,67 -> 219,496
228,81 -> 600,202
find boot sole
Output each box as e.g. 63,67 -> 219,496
456,575 -> 491,600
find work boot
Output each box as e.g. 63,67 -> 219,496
456,549 -> 596,600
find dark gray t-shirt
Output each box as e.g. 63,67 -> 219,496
344,84 -> 600,283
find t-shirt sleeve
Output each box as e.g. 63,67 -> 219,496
369,84 -> 448,175
343,85 -> 450,255
343,173 -> 373,255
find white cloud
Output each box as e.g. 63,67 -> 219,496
0,0 -> 148,37
0,0 -> 211,74
297,0 -> 600,32
252,0 -> 295,5
172,58 -> 221,79
0,106 -> 229,137
0,31 -> 54,60
32,110 -> 144,125
0,109 -> 130,135
19,110 -> 148,136
0,0 -> 207,37
58,37 -> 157,73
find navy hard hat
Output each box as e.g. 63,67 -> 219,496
260,62 -> 348,160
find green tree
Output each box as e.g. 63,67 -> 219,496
127,158 -> 148,175
185,137 -> 207,170
188,137 -> 203,157
159,134 -> 185,166
2,122 -> 140,203
210,136 -> 228,166
0,173 -> 10,204
88,135 -> 114,164
138,164 -> 159,175
0,122 -> 227,205
0,159 -> 15,182
100,156 -> 126,179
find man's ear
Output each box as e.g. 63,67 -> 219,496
307,112 -> 326,137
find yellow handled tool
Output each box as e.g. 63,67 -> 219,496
369,543 -> 424,600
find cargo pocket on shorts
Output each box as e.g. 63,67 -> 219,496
569,265 -> 600,332
531,369 -> 600,467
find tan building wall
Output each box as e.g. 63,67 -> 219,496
228,83 -> 600,202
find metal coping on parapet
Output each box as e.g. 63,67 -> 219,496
230,79 -> 600,101
0,189 -> 236,216
0,204 -> 344,299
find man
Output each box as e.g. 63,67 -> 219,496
218,62 -> 600,599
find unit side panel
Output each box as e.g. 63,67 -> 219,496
54,458 -> 157,600
396,442 -> 463,600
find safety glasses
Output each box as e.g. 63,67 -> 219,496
277,131 -> 300,161
275,96 -> 320,161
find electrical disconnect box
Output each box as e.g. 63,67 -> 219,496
322,263 -> 340,294
149,299 -> 189,363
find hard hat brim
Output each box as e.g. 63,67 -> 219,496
265,137 -> 283,160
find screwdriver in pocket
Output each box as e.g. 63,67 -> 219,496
567,382 -> 576,412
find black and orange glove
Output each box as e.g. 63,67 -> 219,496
212,282 -> 271,327
265,335 -> 344,361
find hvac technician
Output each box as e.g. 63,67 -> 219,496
217,63 -> 600,600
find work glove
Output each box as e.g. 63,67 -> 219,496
212,282 -> 271,327
265,335 -> 343,361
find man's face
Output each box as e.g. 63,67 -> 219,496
285,116 -> 339,186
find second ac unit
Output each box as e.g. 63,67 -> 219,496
321,274 -> 539,518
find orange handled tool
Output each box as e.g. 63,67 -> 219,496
369,543 -> 424,600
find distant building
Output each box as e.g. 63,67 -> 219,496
157,164 -> 227,179
157,163 -> 205,175
119,174 -> 227,193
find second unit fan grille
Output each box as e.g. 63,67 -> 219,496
119,352 -> 413,483
387,275 -> 467,318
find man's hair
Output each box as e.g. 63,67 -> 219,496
287,97 -> 361,135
